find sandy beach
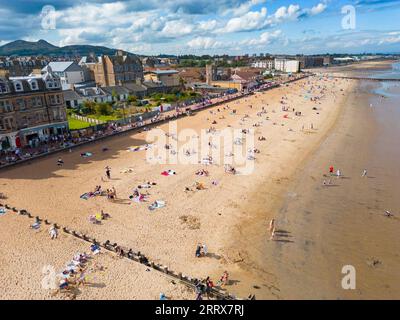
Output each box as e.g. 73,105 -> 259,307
2,62 -> 397,299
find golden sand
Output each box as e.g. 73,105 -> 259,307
0,75 -> 355,299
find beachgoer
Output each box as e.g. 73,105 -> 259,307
270,227 -> 276,241
269,219 -> 275,234
362,169 -> 368,177
105,166 -> 111,179
202,244 -> 208,257
220,271 -> 229,286
195,244 -> 202,257
49,224 -> 58,239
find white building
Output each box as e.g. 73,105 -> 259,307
42,62 -> 85,90
251,59 -> 275,70
274,59 -> 300,73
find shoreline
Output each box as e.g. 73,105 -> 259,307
225,78 -> 356,299
268,72 -> 400,298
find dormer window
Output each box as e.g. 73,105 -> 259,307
29,80 -> 38,91
0,80 -> 9,94
14,81 -> 23,92
47,80 -> 53,88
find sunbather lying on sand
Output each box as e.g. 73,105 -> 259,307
137,182 -> 157,189
196,169 -> 209,176
224,165 -> 237,175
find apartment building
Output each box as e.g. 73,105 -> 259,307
0,71 -> 68,150
42,61 -> 85,90
79,50 -> 144,87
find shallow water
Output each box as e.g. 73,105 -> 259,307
272,63 -> 400,299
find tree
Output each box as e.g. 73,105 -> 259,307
127,94 -> 137,104
95,102 -> 113,116
81,100 -> 96,115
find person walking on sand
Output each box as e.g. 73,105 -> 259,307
329,166 -> 334,174
336,169 -> 341,178
105,166 -> 111,179
362,169 -> 368,177
270,227 -> 276,241
269,219 -> 275,234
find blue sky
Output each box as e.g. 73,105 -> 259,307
0,0 -> 399,55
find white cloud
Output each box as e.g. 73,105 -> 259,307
187,37 -> 222,49
198,20 -> 218,31
223,0 -> 267,17
379,36 -> 400,44
273,4 -> 301,22
241,29 -> 283,46
309,3 -> 327,16
161,20 -> 194,37
222,7 -> 269,33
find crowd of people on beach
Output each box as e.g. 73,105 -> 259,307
0,72 -> 316,300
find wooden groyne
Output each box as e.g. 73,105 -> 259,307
0,202 -> 244,300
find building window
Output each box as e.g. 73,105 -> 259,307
16,98 -> 25,110
14,82 -> 23,92
30,80 -> 38,90
4,117 -> 14,130
0,80 -> 8,93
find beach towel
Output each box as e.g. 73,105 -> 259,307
31,222 -> 40,229
128,144 -> 152,152
148,200 -> 166,211
81,152 -> 93,158
161,170 -> 176,176
80,192 -> 95,200
130,194 -> 146,203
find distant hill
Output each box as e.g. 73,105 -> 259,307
0,39 -> 133,57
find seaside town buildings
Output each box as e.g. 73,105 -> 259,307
79,50 -> 144,87
295,56 -> 324,69
251,58 -> 275,70
0,70 -> 68,150
274,58 -> 300,73
144,69 -> 180,87
41,62 -> 85,90
0,57 -> 49,77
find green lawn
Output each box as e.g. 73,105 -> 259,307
68,117 -> 92,130
86,114 -> 121,121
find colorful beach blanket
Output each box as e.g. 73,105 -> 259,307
80,192 -> 95,200
161,170 -> 176,176
148,200 -> 165,211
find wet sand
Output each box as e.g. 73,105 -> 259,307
266,68 -> 400,299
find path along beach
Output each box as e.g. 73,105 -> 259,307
1,60 -> 399,299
